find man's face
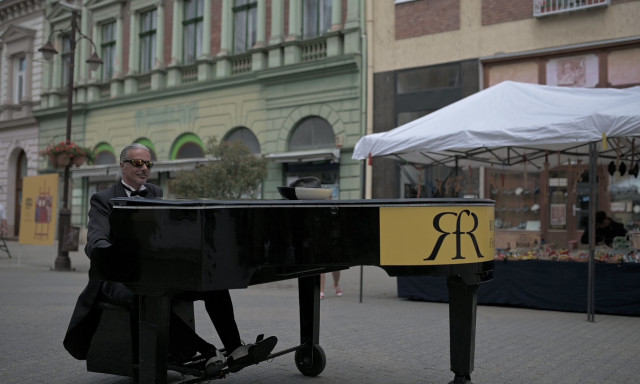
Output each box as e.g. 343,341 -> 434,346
120,148 -> 151,189
598,217 -> 612,229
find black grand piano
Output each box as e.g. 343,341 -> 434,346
95,197 -> 495,384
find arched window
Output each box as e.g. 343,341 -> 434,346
224,127 -> 261,154
134,138 -> 158,161
289,116 -> 335,151
170,133 -> 205,159
92,142 -> 117,165
285,116 -> 339,190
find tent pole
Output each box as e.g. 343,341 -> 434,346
587,142 -> 597,322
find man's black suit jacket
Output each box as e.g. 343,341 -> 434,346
63,182 -> 162,360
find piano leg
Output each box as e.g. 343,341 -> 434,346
295,275 -> 326,377
447,276 -> 478,384
298,275 -> 320,346
137,294 -> 171,384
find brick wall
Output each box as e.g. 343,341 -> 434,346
482,0 -> 640,26
482,0 -> 532,25
211,0 -> 222,56
395,0 -> 461,40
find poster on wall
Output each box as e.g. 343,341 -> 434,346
19,174 -> 59,246
546,54 -> 599,87
550,203 -> 567,228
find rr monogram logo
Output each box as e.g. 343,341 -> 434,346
425,210 -> 484,261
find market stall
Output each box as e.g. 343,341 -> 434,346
353,81 -> 640,319
397,259 -> 640,316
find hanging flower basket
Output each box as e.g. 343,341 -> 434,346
72,155 -> 88,167
48,155 -> 59,168
56,153 -> 72,167
40,140 -> 93,169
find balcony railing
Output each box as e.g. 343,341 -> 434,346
137,74 -> 152,91
301,38 -> 327,62
231,54 -> 252,75
534,0 -> 609,17
181,64 -> 198,83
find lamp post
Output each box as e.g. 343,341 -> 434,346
39,6 -> 102,271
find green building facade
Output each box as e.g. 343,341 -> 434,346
35,0 -> 366,229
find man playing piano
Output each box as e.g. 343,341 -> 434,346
63,143 -> 277,378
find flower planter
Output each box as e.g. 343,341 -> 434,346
56,153 -> 72,167
40,141 -> 93,168
73,155 -> 87,167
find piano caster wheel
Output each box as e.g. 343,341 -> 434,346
295,344 -> 326,377
449,374 -> 473,384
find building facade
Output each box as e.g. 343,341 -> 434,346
34,0 -> 365,230
0,0 -> 46,237
367,0 -> 640,247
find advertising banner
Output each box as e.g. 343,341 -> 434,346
19,174 -> 59,245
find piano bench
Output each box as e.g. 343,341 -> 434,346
86,299 -> 195,378
86,302 -> 136,377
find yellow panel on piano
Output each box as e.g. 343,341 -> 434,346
380,206 -> 495,266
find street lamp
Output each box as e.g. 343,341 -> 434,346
39,5 -> 102,271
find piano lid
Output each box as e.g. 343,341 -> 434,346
111,197 -> 495,208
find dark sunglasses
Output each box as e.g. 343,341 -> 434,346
124,159 -> 153,168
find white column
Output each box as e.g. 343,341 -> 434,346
269,0 -> 284,45
201,0 -> 212,58
216,0 -> 233,78
268,0 -> 284,68
218,0 -> 232,56
287,0 -> 301,41
330,0 -> 342,32
127,9 -> 138,75
155,1 -> 165,69
170,0 -> 182,66
114,6 -> 124,78
255,0 -> 266,48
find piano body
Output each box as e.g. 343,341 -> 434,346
96,198 -> 495,384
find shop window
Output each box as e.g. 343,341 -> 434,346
233,0 -> 257,54
183,0 -> 204,64
396,64 -> 460,94
285,116 -> 339,196
224,127 -> 261,154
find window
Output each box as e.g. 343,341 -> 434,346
233,0 -> 257,54
171,133 -> 205,159
183,0 -> 204,64
13,56 -> 26,103
139,9 -> 157,72
396,64 -> 460,94
101,22 -> 116,81
61,35 -> 72,88
225,127 -> 261,154
93,142 -> 117,165
290,116 -> 335,151
303,0 -> 332,39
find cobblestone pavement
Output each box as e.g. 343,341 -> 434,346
1,240 -> 639,384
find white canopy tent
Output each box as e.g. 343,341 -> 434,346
353,81 -> 640,320
354,81 -> 640,170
